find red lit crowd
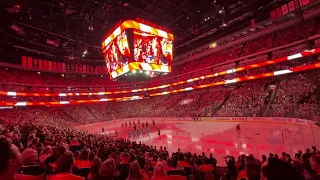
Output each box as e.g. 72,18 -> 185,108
0,12 -> 320,180
1,116 -> 320,180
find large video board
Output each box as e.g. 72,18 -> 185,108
102,20 -> 174,79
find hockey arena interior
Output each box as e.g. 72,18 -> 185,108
0,0 -> 320,180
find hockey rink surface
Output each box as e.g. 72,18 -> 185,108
77,119 -> 320,166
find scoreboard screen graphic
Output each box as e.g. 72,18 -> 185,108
104,30 -> 130,73
102,20 -> 174,79
133,30 -> 173,66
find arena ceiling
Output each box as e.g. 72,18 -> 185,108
0,0 -> 289,64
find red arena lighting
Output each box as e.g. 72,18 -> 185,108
1,48 -> 319,97
101,20 -> 174,79
0,62 -> 319,107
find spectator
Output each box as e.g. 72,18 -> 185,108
45,145 -> 67,166
0,138 -> 23,180
49,151 -> 84,180
89,157 -> 101,180
40,146 -> 52,164
100,158 -> 116,180
167,158 -> 185,176
69,138 -> 81,153
115,152 -> 130,180
308,155 -> 320,180
261,155 -> 267,164
152,163 -> 169,180
127,161 -> 143,180
19,148 -> 46,176
245,161 -> 260,180
279,152 -> 286,161
261,158 -> 304,180
137,156 -> 150,180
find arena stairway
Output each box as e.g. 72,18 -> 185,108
263,80 -> 280,116
211,90 -> 232,116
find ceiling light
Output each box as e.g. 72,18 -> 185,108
139,70 -> 143,73
132,70 -> 136,74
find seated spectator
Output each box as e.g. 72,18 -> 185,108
49,151 -> 84,180
308,155 -> 320,180
152,163 -> 169,180
261,158 -> 304,180
19,148 -> 46,176
0,138 -> 23,180
99,158 -> 116,180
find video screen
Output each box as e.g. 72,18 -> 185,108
104,30 -> 130,73
133,30 -> 173,66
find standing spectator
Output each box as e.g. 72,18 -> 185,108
167,159 -> 186,176
152,163 -> 169,180
19,148 -> 46,176
127,161 -> 143,180
89,157 -> 101,180
0,138 -> 23,180
69,138 -> 81,153
138,156 -> 150,180
115,153 -> 130,180
261,158 -> 304,180
308,155 -> 320,180
100,158 -> 116,180
279,152 -> 286,161
262,155 -> 267,165
49,151 -> 84,180
245,162 -> 260,180
209,153 -> 217,168
40,146 -> 52,164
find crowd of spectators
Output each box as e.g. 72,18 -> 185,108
0,14 -> 320,180
0,70 -> 319,124
1,113 -> 320,180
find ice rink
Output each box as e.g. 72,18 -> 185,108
77,119 -> 320,166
